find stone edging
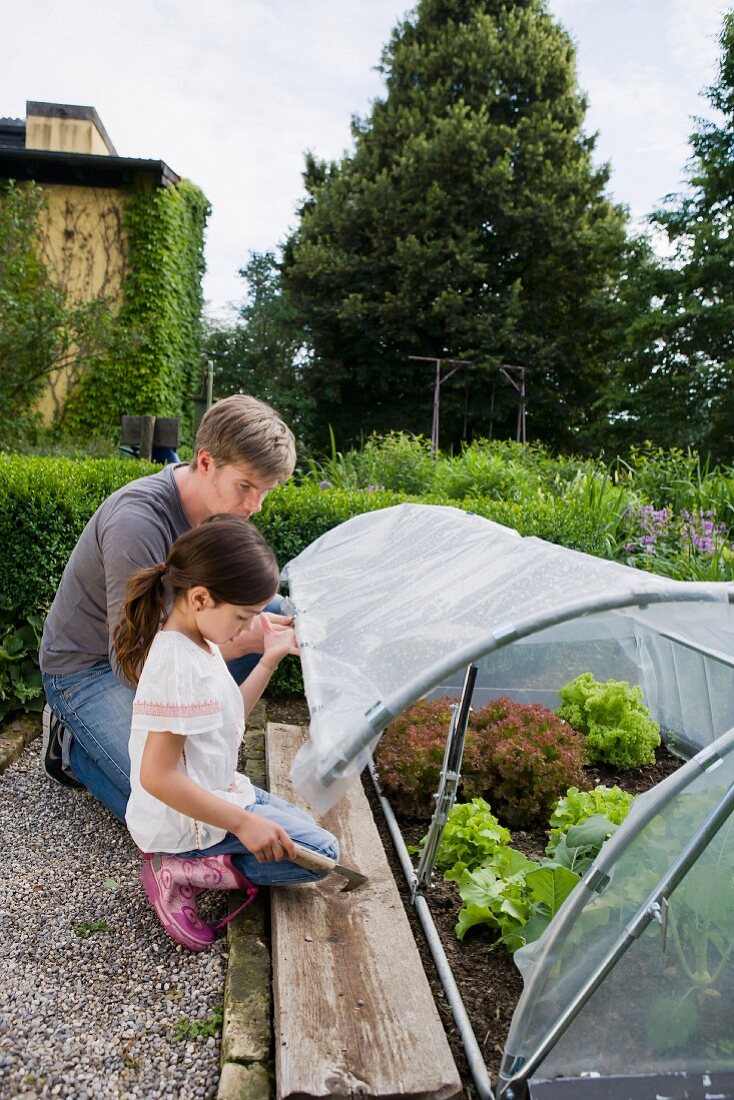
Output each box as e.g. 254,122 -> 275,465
0,711 -> 42,775
218,700 -> 274,1099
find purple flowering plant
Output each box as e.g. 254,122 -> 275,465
623,504 -> 733,580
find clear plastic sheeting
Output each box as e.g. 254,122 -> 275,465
430,603 -> 734,754
281,503 -> 733,812
499,727 -> 734,1093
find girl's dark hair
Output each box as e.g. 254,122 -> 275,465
114,514 -> 280,684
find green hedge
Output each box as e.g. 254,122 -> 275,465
0,455 -> 619,709
0,456 -> 157,615
0,456 -> 157,717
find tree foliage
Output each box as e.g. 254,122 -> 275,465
282,0 -> 629,451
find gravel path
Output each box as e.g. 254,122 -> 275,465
0,739 -> 228,1099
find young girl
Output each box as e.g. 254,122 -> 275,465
113,513 -> 338,951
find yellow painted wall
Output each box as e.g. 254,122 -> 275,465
26,115 -> 112,157
35,184 -> 128,421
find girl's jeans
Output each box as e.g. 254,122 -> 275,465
175,787 -> 339,886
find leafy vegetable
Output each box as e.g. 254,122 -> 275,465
431,790 -> 635,955
430,798 -> 512,881
547,785 -> 634,857
548,814 -> 619,875
455,850 -> 536,951
466,697 -> 589,827
455,853 -> 581,951
520,865 -> 581,944
556,672 -> 661,769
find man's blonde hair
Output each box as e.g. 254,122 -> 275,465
191,394 -> 296,480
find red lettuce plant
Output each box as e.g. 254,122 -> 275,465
466,698 -> 589,827
375,695 -> 589,826
373,697 -> 455,817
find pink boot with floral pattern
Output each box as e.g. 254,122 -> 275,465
141,853 -> 257,951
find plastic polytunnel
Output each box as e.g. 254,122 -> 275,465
498,724 -> 734,1098
282,503 -> 734,813
283,502 -> 734,1097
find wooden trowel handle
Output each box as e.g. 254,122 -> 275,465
291,843 -> 337,874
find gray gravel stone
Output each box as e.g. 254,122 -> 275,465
0,741 -> 230,1098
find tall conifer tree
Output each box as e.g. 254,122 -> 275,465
283,0 -> 628,450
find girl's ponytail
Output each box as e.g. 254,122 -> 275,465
114,514 -> 280,684
113,563 -> 169,684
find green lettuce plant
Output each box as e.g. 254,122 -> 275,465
556,672 -> 660,768
546,785 -> 635,857
455,855 -> 581,952
432,797 -> 512,882
455,848 -> 536,951
547,814 -> 620,876
437,787 -> 637,954
519,864 -> 583,946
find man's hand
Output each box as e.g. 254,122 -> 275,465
235,811 -> 297,863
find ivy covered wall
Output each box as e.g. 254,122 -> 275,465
61,179 -> 210,441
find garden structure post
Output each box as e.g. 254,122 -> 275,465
414,663 -> 478,898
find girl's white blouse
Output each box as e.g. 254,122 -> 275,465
126,630 -> 256,854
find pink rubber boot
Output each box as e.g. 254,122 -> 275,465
141,855 -> 216,951
180,854 -> 259,931
141,854 -> 258,952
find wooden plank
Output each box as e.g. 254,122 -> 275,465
267,723 -> 462,1100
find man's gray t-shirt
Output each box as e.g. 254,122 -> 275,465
40,465 -> 190,677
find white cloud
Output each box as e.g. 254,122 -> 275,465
664,0 -> 726,75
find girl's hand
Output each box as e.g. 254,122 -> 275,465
222,611 -> 294,659
235,811 -> 296,863
260,614 -> 300,672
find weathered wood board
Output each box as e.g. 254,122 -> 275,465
267,723 -> 462,1100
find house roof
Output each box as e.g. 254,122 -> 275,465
0,118 -> 25,151
27,101 -> 117,155
0,100 -> 179,188
0,146 -> 180,189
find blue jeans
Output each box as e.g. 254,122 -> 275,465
176,787 -> 339,885
43,662 -> 134,823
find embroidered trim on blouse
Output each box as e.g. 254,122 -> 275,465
133,699 -> 221,718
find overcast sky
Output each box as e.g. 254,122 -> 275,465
2,1 -> 729,315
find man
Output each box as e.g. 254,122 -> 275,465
40,394 -> 296,823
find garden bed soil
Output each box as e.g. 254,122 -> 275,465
265,695 -> 682,1096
